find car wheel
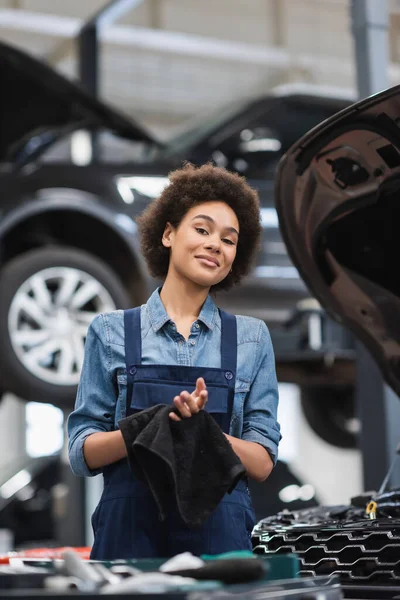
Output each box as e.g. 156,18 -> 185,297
0,246 -> 131,408
300,385 -> 359,449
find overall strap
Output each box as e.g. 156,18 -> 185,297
219,309 -> 237,374
123,308 -> 142,405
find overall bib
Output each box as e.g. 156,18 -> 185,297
90,307 -> 255,560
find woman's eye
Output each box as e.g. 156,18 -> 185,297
223,239 -> 235,245
195,227 -> 208,235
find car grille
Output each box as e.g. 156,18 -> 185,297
252,516 -> 400,586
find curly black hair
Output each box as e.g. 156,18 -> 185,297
137,163 -> 262,291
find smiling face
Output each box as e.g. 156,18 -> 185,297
162,201 -> 239,289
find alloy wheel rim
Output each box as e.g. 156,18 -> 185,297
8,266 -> 116,386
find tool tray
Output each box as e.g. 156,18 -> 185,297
0,554 -> 343,599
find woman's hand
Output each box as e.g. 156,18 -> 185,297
169,377 -> 208,421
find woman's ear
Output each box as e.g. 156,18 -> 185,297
162,222 -> 174,248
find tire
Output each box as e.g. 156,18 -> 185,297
300,385 -> 358,449
0,246 -> 131,408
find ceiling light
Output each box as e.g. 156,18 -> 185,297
117,176 -> 169,200
0,470 -> 32,499
117,179 -> 134,204
260,208 -> 279,227
240,138 -> 282,152
70,130 -> 93,166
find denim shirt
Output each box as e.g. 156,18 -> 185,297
68,288 -> 281,477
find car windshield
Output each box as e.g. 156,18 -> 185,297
162,95 -> 348,165
164,97 -> 253,155
38,128 -> 156,165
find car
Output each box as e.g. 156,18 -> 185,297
0,41 -> 353,426
253,81 -> 400,597
0,455 -> 60,549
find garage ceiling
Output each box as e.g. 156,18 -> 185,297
1,0 -> 400,137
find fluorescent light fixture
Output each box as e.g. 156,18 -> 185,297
253,266 -> 299,279
26,402 -> 64,458
240,129 -> 254,142
279,484 -> 301,503
117,176 -> 170,201
71,130 -> 93,166
279,483 -> 315,503
308,313 -> 322,350
298,484 -> 315,502
117,179 -> 135,204
240,138 -> 282,152
0,470 -> 32,499
260,208 -> 279,228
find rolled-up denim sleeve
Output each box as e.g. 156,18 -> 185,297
67,314 -> 117,477
241,321 -> 281,465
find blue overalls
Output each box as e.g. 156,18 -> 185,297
90,307 -> 255,560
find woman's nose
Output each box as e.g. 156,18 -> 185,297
205,238 -> 221,253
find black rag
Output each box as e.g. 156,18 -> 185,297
118,405 -> 246,528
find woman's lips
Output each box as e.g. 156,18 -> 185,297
196,256 -> 219,268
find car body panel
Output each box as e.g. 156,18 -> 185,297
0,41 -> 158,165
275,84 -> 400,395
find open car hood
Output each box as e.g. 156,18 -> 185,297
0,41 -> 159,164
275,85 -> 400,396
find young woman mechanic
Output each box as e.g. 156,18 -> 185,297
68,163 -> 281,560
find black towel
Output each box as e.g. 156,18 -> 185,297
119,405 -> 246,527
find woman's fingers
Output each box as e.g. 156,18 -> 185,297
194,378 -> 207,409
195,377 -> 206,395
172,380 -> 208,419
169,411 -> 181,422
181,390 -> 200,414
173,394 -> 192,418
197,389 -> 208,410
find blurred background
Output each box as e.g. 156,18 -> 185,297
0,0 -> 397,552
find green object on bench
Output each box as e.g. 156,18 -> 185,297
107,553 -> 299,583
200,550 -> 255,561
259,554 -> 299,581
